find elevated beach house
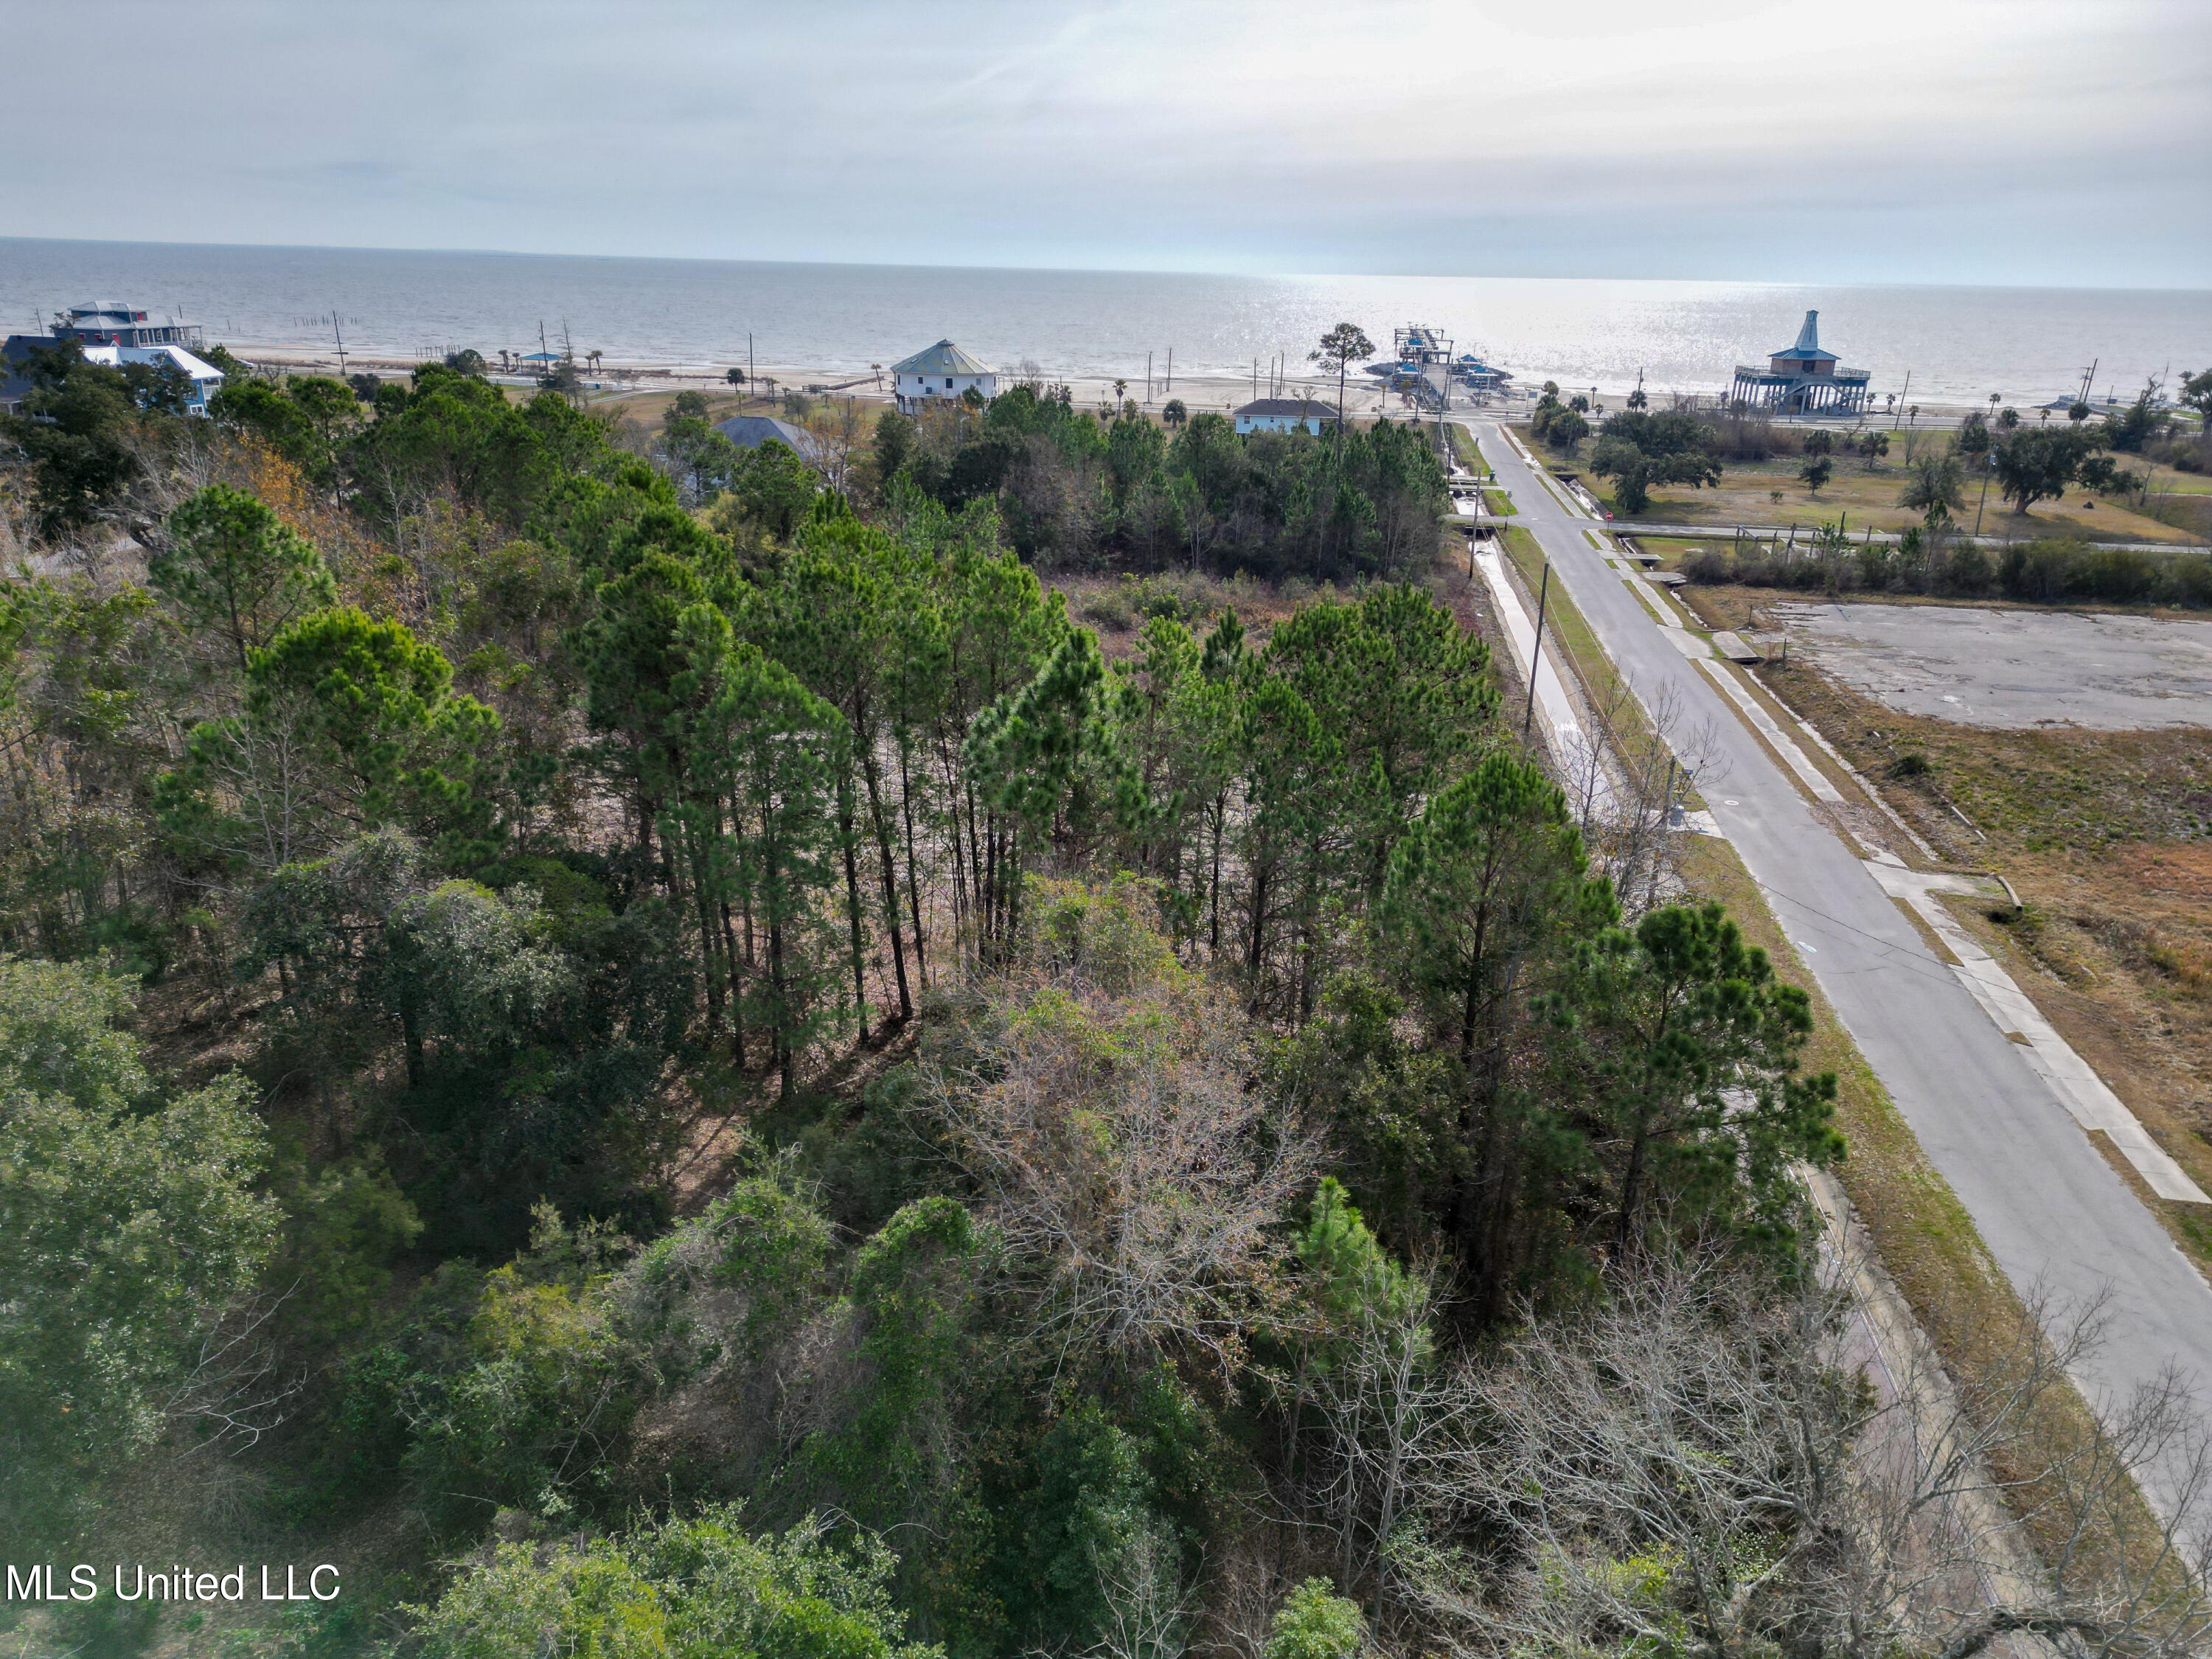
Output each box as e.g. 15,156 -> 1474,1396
892,340 -> 995,412
4,305 -> 226,417
1234,397 -> 1340,435
50,300 -> 206,350
1728,310 -> 1871,417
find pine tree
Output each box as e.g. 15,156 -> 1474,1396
672,605 -> 849,1101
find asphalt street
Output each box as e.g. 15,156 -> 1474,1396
1473,417 -> 2212,1525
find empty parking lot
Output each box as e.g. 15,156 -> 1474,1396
1772,601 -> 2212,729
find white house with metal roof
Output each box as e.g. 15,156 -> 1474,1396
78,343 -> 226,416
1234,396 -> 1340,435
891,340 -> 995,413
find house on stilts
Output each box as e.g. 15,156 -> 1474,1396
1729,310 -> 1871,416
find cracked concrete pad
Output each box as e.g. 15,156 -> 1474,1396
1773,601 -> 2212,729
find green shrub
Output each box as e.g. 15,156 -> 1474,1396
416,1509 -> 938,1659
0,959 -> 278,1542
1264,1578 -> 1366,1659
399,1205 -> 648,1531
1681,532 -> 2205,609
268,1144 -> 423,1347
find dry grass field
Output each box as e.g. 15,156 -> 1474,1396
1517,421 -> 2202,543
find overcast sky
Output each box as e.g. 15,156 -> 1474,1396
6,0 -> 2206,287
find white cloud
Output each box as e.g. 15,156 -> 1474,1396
1,0 -> 2205,284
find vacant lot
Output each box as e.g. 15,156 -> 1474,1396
1770,601 -> 2212,729
1677,582 -> 2212,1257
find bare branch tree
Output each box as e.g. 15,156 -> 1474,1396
1382,1251 -> 2212,1659
921,933 -> 1319,1372
159,1287 -> 304,1458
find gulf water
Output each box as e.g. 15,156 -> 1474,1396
4,237 -> 2205,407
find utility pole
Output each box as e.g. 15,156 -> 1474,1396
749,333 -> 756,401
1435,360 -> 1448,463
1647,756 -> 1678,911
331,307 -> 347,378
1972,450 -> 1994,538
1893,369 -> 1909,431
1146,350 -> 1152,404
1165,347 -> 1172,397
1523,563 -> 1551,735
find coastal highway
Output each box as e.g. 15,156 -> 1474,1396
1470,417 -> 2212,1523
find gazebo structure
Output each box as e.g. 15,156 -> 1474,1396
1729,310 -> 1871,415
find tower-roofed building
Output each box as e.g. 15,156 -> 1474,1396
891,340 -> 995,413
1729,310 -> 1871,416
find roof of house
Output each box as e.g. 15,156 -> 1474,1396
891,339 -> 994,377
1770,308 -> 1839,362
64,302 -> 150,322
0,335 -> 44,408
1235,397 -> 1341,420
1,337 -> 222,406
714,414 -> 820,457
77,344 -> 223,381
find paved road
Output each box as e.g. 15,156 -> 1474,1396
1475,418 -> 2212,1524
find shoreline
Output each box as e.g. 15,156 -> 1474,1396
223,341 -> 2031,425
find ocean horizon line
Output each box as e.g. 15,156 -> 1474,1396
6,234 -> 2207,299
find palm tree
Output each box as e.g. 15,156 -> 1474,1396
1161,398 -> 1187,431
